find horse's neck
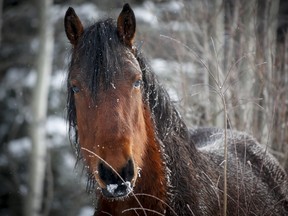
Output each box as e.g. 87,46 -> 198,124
131,106 -> 169,210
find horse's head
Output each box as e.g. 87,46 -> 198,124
65,4 -> 148,199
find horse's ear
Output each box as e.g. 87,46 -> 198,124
117,3 -> 136,48
64,7 -> 84,46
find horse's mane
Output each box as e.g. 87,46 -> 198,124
135,50 -> 189,144
69,18 -> 128,95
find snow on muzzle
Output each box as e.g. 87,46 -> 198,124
102,181 -> 133,198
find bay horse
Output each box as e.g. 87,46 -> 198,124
64,3 -> 288,216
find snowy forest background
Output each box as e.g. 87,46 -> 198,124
0,0 -> 288,215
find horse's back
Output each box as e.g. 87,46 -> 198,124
189,127 -> 288,215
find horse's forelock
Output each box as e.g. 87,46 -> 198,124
71,18 -> 129,97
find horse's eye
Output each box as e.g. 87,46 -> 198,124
133,80 -> 142,88
72,85 -> 80,93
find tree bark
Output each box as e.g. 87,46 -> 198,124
25,0 -> 54,215
238,0 -> 257,131
253,0 -> 279,143
200,0 -> 225,128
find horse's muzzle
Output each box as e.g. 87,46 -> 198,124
101,181 -> 133,198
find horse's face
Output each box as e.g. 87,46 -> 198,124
72,53 -> 146,198
65,5 -> 147,199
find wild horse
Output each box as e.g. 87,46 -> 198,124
64,3 -> 288,216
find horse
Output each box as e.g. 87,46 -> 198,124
64,3 -> 288,216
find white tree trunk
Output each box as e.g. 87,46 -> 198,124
209,0 -> 225,128
25,0 -> 54,215
239,0 -> 257,132
263,0 -> 279,144
253,0 -> 279,143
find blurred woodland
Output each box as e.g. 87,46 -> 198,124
0,0 -> 287,215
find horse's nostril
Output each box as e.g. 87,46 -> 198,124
98,159 -> 135,186
98,162 -> 117,185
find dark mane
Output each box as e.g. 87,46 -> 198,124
70,18 -> 128,94
135,50 -> 189,143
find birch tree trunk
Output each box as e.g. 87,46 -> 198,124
25,0 -> 54,215
281,33 -> 288,170
201,0 -> 225,128
238,0 -> 257,131
253,0 -> 279,143
210,0 -> 225,128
